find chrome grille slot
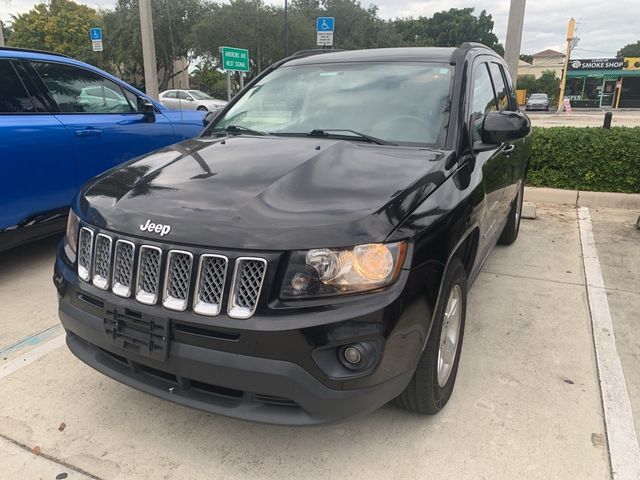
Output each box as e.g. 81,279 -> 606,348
92,233 -> 113,290
228,257 -> 267,319
112,240 -> 135,298
193,254 -> 228,316
135,245 -> 162,305
163,250 -> 193,311
77,227 -> 94,282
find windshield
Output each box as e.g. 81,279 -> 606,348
189,90 -> 213,100
530,94 -> 548,100
209,62 -> 454,146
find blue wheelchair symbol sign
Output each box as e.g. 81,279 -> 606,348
90,28 -> 102,41
316,17 -> 334,32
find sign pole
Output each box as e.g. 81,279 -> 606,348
226,71 -> 232,101
239,72 -> 244,90
556,17 -> 576,114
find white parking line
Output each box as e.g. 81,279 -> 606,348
0,335 -> 65,381
578,207 -> 640,480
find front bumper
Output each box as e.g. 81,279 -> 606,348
55,240 -> 437,425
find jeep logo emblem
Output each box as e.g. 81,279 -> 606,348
140,219 -> 171,237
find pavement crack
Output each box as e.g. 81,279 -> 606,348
0,432 -> 105,480
481,270 -> 585,287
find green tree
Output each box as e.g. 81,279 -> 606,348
517,70 -> 560,103
392,8 -> 503,54
7,0 -> 101,62
102,0 -> 206,92
617,41 -> 640,57
190,60 -> 226,96
519,54 -> 533,64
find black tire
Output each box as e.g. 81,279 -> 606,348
396,258 -> 467,415
197,106 -> 208,111
498,181 -> 524,245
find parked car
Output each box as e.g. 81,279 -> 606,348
159,89 -> 227,112
54,44 -> 531,425
0,47 -> 207,252
525,92 -> 550,111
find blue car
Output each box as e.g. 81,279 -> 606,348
0,47 -> 206,252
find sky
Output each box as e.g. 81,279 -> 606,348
1,0 -> 637,58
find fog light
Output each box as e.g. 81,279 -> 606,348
339,344 -> 368,371
343,346 -> 362,365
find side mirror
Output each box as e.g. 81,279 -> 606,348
142,100 -> 156,123
481,111 -> 530,145
203,110 -> 217,127
186,96 -> 194,102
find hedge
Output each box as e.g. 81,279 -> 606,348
527,126 -> 640,194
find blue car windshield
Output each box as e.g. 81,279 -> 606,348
211,62 -> 454,146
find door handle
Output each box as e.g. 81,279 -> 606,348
502,144 -> 515,155
75,128 -> 102,137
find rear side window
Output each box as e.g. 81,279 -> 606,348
0,60 -> 36,113
164,91 -> 177,99
32,62 -> 135,114
489,63 -> 515,111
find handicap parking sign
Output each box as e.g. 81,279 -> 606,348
90,28 -> 102,41
316,17 -> 335,32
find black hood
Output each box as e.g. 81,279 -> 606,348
78,136 -> 451,250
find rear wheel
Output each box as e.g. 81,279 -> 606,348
396,258 -> 467,415
498,181 -> 524,245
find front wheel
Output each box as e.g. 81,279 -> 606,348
197,106 -> 208,111
396,258 -> 467,415
498,181 -> 524,245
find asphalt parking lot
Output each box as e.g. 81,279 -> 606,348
1,203 -> 638,479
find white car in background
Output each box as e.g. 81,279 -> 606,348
159,89 -> 227,112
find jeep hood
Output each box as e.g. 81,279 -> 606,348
79,136 -> 451,250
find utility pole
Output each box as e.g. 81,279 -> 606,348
284,0 -> 289,56
504,0 -> 526,87
139,0 -> 159,100
0,20 -> 5,47
556,18 -> 576,113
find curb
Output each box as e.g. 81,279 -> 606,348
524,187 -> 640,209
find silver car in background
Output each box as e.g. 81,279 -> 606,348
525,93 -> 550,111
159,89 -> 227,112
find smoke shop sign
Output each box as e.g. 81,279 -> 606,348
568,58 -> 625,71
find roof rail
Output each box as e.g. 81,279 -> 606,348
0,46 -> 70,58
459,42 -> 493,51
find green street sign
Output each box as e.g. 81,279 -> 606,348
221,46 -> 249,72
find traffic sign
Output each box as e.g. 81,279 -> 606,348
90,28 -> 102,41
316,17 -> 334,32
221,46 -> 250,72
92,40 -> 103,52
316,17 -> 334,46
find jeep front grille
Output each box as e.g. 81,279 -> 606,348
162,250 -> 193,311
193,254 -> 228,316
136,245 -> 162,305
112,240 -> 135,298
92,233 -> 112,290
77,227 -> 267,319
77,227 -> 94,282
228,258 -> 267,319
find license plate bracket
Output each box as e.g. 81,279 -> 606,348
103,304 -> 169,361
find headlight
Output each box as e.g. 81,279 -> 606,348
280,241 -> 407,298
66,210 -> 80,255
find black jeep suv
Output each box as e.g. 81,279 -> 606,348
54,44 -> 531,425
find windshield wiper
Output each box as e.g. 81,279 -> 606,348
307,129 -> 396,146
208,125 -> 269,137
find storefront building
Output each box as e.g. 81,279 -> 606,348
565,57 -> 640,108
